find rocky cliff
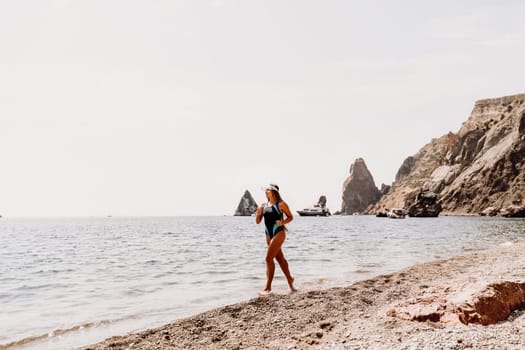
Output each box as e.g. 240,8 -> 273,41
369,93 -> 525,216
234,190 -> 258,216
341,158 -> 381,214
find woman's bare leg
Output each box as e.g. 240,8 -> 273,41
275,250 -> 296,291
263,232 -> 286,292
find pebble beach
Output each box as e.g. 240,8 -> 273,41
80,241 -> 525,350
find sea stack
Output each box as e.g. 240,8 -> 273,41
317,195 -> 327,208
234,190 -> 258,216
341,158 -> 381,214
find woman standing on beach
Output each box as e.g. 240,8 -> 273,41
255,184 -> 297,295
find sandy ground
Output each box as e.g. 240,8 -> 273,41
81,241 -> 525,350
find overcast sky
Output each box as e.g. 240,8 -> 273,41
1,0 -> 524,216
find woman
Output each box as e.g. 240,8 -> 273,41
255,184 -> 296,295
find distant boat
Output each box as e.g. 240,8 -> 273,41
387,208 -> 407,219
297,206 -> 331,217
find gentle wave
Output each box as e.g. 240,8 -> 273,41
0,318 -> 119,350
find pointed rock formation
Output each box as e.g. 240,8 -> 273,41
317,195 -> 327,208
341,158 -> 381,214
234,190 -> 258,216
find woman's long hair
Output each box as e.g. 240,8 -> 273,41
270,184 -> 287,231
270,190 -> 282,203
269,183 -> 282,203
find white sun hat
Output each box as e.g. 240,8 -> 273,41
262,184 -> 280,192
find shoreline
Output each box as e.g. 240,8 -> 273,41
80,241 -> 525,350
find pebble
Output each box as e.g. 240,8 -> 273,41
319,320 -> 333,329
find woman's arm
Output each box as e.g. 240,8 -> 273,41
277,201 -> 293,226
255,204 -> 264,224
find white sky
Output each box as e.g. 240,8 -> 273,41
1,0 -> 524,216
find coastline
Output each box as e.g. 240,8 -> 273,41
80,241 -> 525,350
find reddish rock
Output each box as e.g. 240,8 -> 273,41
456,282 -> 525,325
388,281 -> 525,325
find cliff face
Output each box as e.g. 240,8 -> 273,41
341,158 -> 381,214
369,93 -> 525,216
234,190 -> 258,216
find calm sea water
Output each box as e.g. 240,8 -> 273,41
1,216 -> 524,349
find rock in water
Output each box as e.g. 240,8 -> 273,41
407,190 -> 442,217
317,195 -> 327,208
234,190 -> 258,216
341,158 -> 381,214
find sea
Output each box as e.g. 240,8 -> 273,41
1,215 -> 524,350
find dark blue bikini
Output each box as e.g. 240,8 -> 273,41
263,202 -> 285,239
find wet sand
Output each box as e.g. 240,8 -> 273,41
81,241 -> 525,350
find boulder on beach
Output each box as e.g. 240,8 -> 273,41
388,281 -> 525,326
341,158 -> 381,215
234,190 -> 258,216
